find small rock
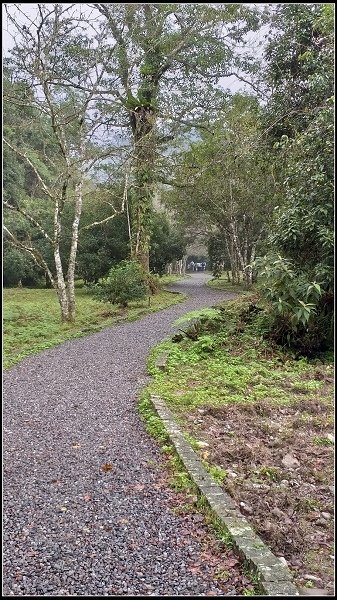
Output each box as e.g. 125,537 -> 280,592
303,575 -> 323,583
289,479 -> 300,487
272,507 -> 285,519
299,587 -> 330,596
315,518 -> 328,527
321,512 -> 332,520
197,409 -> 206,415
326,434 -> 334,444
196,441 -> 209,448
328,486 -> 334,494
282,453 -> 300,468
278,557 -> 288,567
240,503 -> 253,516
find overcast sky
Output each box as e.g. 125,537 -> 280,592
3,3 -> 269,96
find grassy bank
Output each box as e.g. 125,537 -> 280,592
207,274 -> 255,294
145,294 -> 334,593
3,276 -> 186,369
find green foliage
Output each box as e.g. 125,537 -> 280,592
264,3 -> 334,139
258,4 -> 334,354
270,101 -> 334,291
254,254 -> 333,354
90,260 -> 148,307
207,234 -> 228,278
255,255 -> 322,329
3,245 -> 43,287
149,212 -> 187,275
77,210 -> 129,283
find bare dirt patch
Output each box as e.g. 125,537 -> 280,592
184,392 -> 334,593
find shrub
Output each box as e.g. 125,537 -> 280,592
253,254 -> 332,354
91,260 -> 148,307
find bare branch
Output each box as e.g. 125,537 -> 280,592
3,201 -> 53,244
3,225 -> 55,286
4,139 -> 55,200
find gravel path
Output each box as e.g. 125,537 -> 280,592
3,274 -> 237,596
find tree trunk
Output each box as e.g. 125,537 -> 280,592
129,104 -> 156,272
66,180 -> 83,321
53,198 -> 70,322
245,243 -> 257,287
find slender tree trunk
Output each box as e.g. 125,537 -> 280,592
53,196 -> 70,322
229,218 -> 245,274
245,243 -> 257,287
66,180 -> 83,321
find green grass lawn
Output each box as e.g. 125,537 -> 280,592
3,276 -> 186,369
207,274 -> 256,294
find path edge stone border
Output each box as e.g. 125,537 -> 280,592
150,392 -> 299,597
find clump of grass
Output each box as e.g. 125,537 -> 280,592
313,436 -> 334,446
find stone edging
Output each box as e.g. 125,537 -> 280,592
150,394 -> 299,597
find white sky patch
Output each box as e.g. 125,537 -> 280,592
3,2 -> 269,96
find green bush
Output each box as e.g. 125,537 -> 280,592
90,260 -> 148,307
254,254 -> 333,354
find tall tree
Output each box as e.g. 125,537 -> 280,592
263,2 -> 334,288
3,4 -> 126,322
256,2 -> 334,351
94,2 -> 263,270
162,95 -> 277,284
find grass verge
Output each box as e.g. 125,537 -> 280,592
144,293 -> 334,592
3,276 -> 186,369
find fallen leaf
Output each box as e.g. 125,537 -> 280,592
129,483 -> 145,492
60,506 -> 67,512
101,463 -> 113,472
83,494 -> 92,502
224,558 -> 239,568
72,443 -> 81,449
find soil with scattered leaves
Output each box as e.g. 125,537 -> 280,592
184,373 -> 335,595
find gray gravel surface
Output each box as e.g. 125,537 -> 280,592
3,274 -> 238,596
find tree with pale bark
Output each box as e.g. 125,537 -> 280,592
3,4 -> 127,322
161,95 -> 277,285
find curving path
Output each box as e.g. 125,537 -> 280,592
3,274 -> 237,596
